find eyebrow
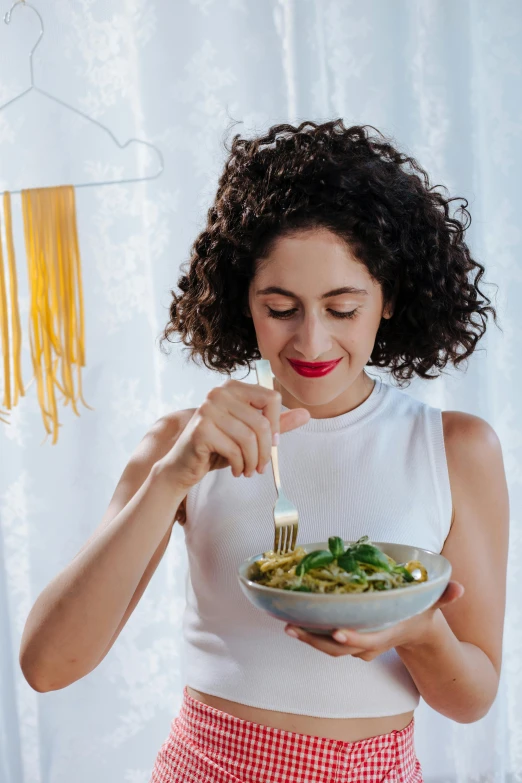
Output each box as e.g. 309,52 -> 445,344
255,285 -> 369,299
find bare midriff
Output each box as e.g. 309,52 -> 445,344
186,686 -> 414,742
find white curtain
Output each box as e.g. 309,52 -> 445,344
0,1 -> 520,781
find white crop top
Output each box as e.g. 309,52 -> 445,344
179,373 -> 453,718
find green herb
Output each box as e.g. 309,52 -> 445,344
350,543 -> 394,573
337,551 -> 362,575
328,536 -> 345,559
295,550 -> 334,576
392,564 -> 415,582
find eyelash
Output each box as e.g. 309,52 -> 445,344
267,307 -> 359,320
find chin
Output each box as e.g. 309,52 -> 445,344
287,386 -> 339,406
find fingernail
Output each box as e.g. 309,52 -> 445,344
333,631 -> 348,643
286,628 -> 299,638
272,432 -> 280,446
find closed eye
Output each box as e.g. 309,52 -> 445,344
267,307 -> 359,320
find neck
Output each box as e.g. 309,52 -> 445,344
274,370 -> 376,419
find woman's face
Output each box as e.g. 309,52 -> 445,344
247,228 -> 393,418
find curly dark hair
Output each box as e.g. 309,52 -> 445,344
159,119 -> 499,386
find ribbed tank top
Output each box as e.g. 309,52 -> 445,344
180,373 -> 453,718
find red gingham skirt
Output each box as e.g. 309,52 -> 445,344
149,686 -> 423,783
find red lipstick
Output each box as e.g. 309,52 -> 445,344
287,358 -> 342,377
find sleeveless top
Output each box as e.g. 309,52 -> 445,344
179,374 -> 453,718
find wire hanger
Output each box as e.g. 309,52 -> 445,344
1,0 -> 164,193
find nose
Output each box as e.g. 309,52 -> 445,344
291,311 -> 333,361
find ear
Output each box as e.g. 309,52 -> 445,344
383,280 -> 399,319
382,291 -> 396,320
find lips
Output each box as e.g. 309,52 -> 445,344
287,358 -> 342,377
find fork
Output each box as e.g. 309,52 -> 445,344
254,359 -> 299,555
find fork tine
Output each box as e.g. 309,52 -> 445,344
274,527 -> 280,554
274,522 -> 298,555
282,526 -> 290,554
285,525 -> 294,552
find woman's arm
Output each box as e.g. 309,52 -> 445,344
19,412 -> 193,692
285,411 -> 510,724
395,411 -> 509,722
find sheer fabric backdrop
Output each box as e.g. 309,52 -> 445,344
0,1 -> 520,781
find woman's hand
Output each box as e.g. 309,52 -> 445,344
157,378 -> 310,491
284,580 -> 465,658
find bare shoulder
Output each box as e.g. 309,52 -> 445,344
439,410 -> 509,676
127,409 -> 195,475
441,409 -> 501,449
442,410 -> 503,526
153,409 -> 197,525
73,409 -> 198,560
107,407 -> 197,523
154,407 -> 196,436
441,409 -> 506,528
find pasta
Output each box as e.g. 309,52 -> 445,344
23,185 -> 93,443
249,535 -> 428,594
0,191 -> 24,423
0,185 -> 92,442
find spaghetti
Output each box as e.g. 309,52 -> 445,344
0,191 -> 24,423
22,185 -> 93,443
0,185 -> 92,442
249,535 -> 428,594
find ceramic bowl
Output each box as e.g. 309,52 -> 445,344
237,541 -> 451,635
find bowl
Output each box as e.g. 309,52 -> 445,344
237,541 -> 451,635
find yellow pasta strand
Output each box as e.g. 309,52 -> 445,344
21,187 -> 48,430
0,191 -> 26,423
68,187 -> 89,410
19,184 -> 93,444
4,192 -> 25,406
23,188 -> 54,437
0,185 -> 92,441
54,186 -> 75,406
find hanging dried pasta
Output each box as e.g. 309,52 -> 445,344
0,184 -> 92,443
0,191 -> 25,424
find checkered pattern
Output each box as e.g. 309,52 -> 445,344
149,686 -> 423,783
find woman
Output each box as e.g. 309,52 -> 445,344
20,121 -> 509,783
